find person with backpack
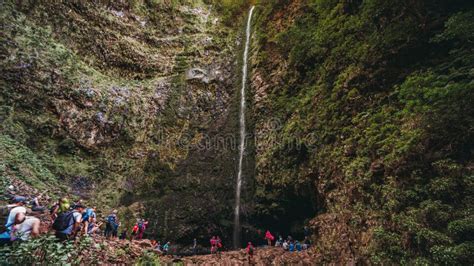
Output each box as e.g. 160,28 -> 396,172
137,219 -> 148,240
54,204 -> 85,241
105,210 -> 119,239
0,196 -> 28,245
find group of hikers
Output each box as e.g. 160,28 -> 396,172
2,188 -> 313,259
245,229 -> 312,261
0,191 -> 151,245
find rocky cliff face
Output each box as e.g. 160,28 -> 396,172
250,0 -> 473,264
2,0 -> 473,264
1,0 -> 248,244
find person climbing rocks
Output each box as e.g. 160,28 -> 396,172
0,196 -> 28,245
11,212 -> 40,242
30,192 -> 46,212
246,242 -> 255,263
81,206 -> 96,235
49,197 -> 70,223
54,204 -> 85,241
265,230 -> 274,246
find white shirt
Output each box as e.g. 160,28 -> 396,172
5,206 -> 26,230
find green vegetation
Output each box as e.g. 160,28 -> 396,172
0,235 -> 98,265
252,0 -> 473,263
1,0 -> 472,263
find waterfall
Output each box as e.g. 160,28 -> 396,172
233,5 -> 255,249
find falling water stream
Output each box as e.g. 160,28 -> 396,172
233,5 -> 255,249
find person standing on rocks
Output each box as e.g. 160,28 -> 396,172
105,210 -> 119,239
265,230 -> 274,246
210,236 -> 217,254
137,219 -> 148,240
132,222 -> 139,239
193,238 -> 197,255
246,242 -> 255,263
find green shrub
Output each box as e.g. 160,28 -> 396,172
0,234 -> 96,265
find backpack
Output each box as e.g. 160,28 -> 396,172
82,208 -> 94,222
52,211 -> 75,231
107,215 -> 116,225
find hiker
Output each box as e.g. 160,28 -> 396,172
137,219 -> 148,240
0,196 -> 28,245
120,229 -> 127,240
289,241 -> 295,252
71,199 -> 84,209
5,185 -> 15,199
131,222 -> 139,239
88,221 -> 102,236
49,198 -> 60,222
282,240 -> 289,251
216,236 -> 222,252
30,193 -> 46,212
275,235 -> 283,247
265,230 -> 274,246
81,206 -> 96,235
304,226 -> 311,238
163,241 -> 170,254
11,212 -> 40,241
105,210 -> 119,239
303,236 -> 311,250
193,238 -> 197,255
54,204 -> 85,241
154,241 -> 163,254
210,236 -> 217,254
50,197 -> 70,223
246,242 -> 255,263
295,240 -> 302,251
